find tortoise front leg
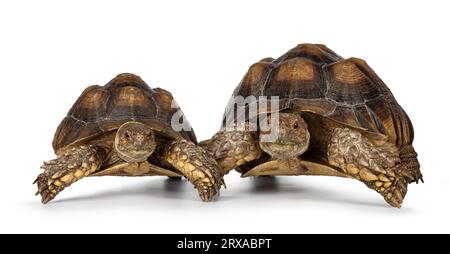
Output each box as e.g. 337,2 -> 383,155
34,145 -> 106,204
164,138 -> 224,202
200,129 -> 262,174
327,128 -> 407,207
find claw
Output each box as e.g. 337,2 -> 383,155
394,190 -> 403,202
371,163 -> 386,174
37,184 -> 46,193
391,201 -> 401,208
42,196 -> 51,204
43,160 -> 56,165
385,168 -> 395,177
385,192 -> 402,208
51,171 -> 66,179
402,171 -> 414,180
199,190 -> 208,202
399,183 -> 407,193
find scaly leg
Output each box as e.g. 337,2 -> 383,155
34,145 -> 106,204
327,128 -> 407,208
164,138 -> 224,202
398,145 -> 422,184
200,129 -> 262,175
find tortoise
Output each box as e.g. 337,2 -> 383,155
201,44 -> 422,207
34,73 -> 223,203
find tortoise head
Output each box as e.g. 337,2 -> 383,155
259,112 -> 310,160
115,122 -> 156,163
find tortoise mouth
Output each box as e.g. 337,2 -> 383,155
117,150 -> 153,163
260,141 -> 308,160
263,142 -> 301,146
261,142 -> 304,152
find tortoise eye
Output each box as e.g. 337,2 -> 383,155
293,121 -> 299,129
125,131 -> 131,139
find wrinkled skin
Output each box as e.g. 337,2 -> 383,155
115,122 -> 156,163
259,113 -> 310,160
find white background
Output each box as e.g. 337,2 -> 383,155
0,0 -> 449,233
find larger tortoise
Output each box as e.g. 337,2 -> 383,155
35,73 -> 223,203
202,44 -> 422,207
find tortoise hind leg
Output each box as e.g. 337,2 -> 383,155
34,145 -> 106,204
327,128 -> 408,208
398,145 -> 422,184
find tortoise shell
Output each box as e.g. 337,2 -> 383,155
53,73 -> 196,152
227,44 -> 413,149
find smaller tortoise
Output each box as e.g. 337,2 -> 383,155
35,73 -> 223,203
202,44 -> 422,207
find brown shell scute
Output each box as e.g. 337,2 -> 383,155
326,58 -> 381,105
69,85 -> 109,121
234,59 -> 273,98
269,58 -> 325,99
230,44 -> 414,148
275,43 -> 342,64
53,73 -> 196,152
